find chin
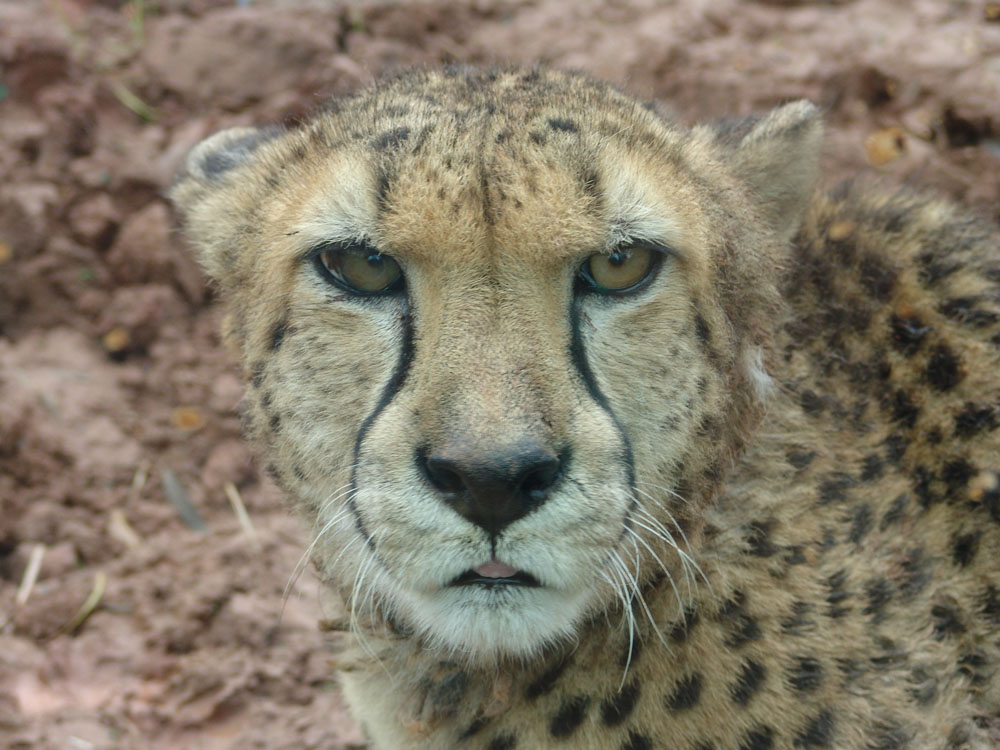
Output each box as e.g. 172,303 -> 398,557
386,581 -> 595,663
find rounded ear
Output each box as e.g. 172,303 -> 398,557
169,125 -> 286,284
709,101 -> 824,242
175,125 -> 285,185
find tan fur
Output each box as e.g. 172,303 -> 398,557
171,68 -> 1000,750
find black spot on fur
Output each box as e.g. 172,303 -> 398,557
727,613 -> 762,647
747,520 -> 778,557
800,389 -> 825,415
958,650 -> 989,685
847,503 -> 873,544
601,680 -> 640,726
787,450 -> 817,469
529,131 -> 547,145
860,455 -> 884,481
931,603 -> 966,639
917,251 -> 961,285
913,465 -> 939,508
731,659 -> 767,706
547,117 -> 578,133
372,126 -> 410,151
942,458 -> 976,498
667,608 -> 699,643
925,344 -> 963,391
270,319 -> 288,350
789,657 -> 823,692
858,255 -> 896,301
884,433 -> 909,464
863,577 -> 893,621
526,657 -> 570,700
826,569 -> 851,618
549,695 -> 590,737
819,473 -> 856,504
951,532 -> 980,567
268,413 -> 281,433
939,297 -> 1000,327
694,311 -> 712,348
740,726 -> 774,750
795,711 -> 835,748
954,403 -> 998,437
488,733 -> 517,750
666,673 -> 702,710
622,731 -> 653,750
889,313 -> 931,355
889,389 -> 920,428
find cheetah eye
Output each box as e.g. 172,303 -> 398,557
577,244 -> 662,295
313,242 -> 404,296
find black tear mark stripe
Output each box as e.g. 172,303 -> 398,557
349,298 -> 415,548
569,298 -> 637,521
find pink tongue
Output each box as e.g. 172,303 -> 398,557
474,559 -> 518,578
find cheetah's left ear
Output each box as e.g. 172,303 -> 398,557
713,101 -> 824,243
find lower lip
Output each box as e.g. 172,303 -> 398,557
449,569 -> 541,588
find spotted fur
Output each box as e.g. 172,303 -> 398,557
172,68 -> 1000,749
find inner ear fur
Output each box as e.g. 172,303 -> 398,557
711,101 -> 824,243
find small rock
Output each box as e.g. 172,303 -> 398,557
67,193 -> 119,250
105,202 -> 172,284
0,182 -> 59,257
201,439 -> 254,492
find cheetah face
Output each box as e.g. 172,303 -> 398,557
172,69 -> 821,663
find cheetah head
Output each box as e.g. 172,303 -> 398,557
172,68 -> 821,664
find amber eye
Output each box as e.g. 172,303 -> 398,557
579,245 -> 658,294
315,244 -> 404,295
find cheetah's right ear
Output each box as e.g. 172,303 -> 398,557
174,125 -> 285,186
170,125 -> 285,284
710,101 -> 824,243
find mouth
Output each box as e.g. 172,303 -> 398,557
449,558 -> 541,588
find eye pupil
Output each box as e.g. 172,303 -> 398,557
608,250 -> 628,267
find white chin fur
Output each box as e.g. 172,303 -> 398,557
385,581 -> 594,662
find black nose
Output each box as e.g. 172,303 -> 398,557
417,443 -> 566,536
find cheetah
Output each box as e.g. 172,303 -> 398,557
171,68 -> 1000,749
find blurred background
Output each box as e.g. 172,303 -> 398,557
1,1 -> 998,747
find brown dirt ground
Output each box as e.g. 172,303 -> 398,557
1,0 -> 998,747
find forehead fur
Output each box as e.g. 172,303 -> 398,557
270,67 -> 700,262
